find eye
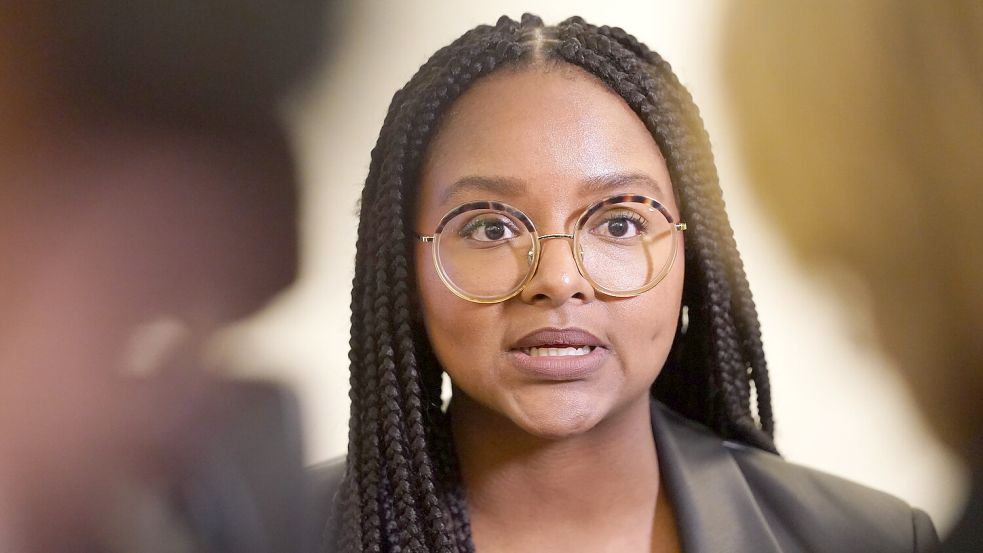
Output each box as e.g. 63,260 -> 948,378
458,215 -> 521,242
590,210 -> 648,239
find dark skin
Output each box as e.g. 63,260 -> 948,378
414,67 -> 683,552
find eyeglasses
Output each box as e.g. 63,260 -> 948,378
416,194 -> 687,303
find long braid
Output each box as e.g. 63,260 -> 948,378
337,79 -> 414,553
375,98 -> 432,552
388,24 -> 529,550
554,17 -> 776,451
340,16 -> 526,553
643,41 -> 774,446
338,14 -> 779,553
599,19 -> 776,443
342,91 -> 422,552
387,112 -> 451,551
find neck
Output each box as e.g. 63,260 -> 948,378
451,393 -> 659,531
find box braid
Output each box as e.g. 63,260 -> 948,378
336,13 -> 777,553
552,17 -> 776,445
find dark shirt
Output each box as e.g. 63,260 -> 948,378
941,468 -> 982,552
310,398 -> 939,552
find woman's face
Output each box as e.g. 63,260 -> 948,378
414,67 -> 684,439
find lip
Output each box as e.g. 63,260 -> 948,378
508,346 -> 609,380
508,327 -> 609,381
512,328 -> 607,350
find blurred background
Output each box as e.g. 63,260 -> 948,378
210,0 -> 968,533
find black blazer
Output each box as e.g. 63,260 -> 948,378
309,399 -> 939,552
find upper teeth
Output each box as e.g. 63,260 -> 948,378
523,346 -> 592,357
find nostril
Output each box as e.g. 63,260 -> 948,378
519,236 -> 596,304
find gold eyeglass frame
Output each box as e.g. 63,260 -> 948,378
416,193 -> 687,304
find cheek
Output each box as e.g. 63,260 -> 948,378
415,244 -> 442,310
414,246 -> 500,384
610,257 -> 684,384
415,246 -> 450,345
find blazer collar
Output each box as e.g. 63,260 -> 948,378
650,399 -> 783,553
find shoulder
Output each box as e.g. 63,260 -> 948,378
309,408 -> 940,553
725,439 -> 938,552
307,456 -> 346,553
653,402 -> 939,553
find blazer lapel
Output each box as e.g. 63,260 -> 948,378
651,400 -> 784,553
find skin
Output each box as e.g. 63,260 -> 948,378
414,66 -> 684,552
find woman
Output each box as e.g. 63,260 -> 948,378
312,14 -> 937,552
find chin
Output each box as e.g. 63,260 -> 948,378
509,387 -> 608,440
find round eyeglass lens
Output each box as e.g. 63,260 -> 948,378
434,208 -> 535,301
576,200 -> 676,294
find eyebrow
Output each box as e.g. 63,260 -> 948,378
581,172 -> 666,198
439,171 -> 667,206
439,175 -> 526,205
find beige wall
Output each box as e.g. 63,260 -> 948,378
215,1 -> 967,532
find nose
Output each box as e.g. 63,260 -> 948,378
518,234 -> 596,306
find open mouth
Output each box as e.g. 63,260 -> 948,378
508,330 -> 609,379
512,327 -> 606,354
519,345 -> 597,357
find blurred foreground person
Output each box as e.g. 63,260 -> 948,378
0,1 -> 327,551
724,1 -> 982,550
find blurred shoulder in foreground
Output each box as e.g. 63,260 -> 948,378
0,1 -> 334,551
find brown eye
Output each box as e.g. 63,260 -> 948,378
459,216 -> 519,242
607,219 -> 629,237
590,210 -> 647,239
483,221 -> 506,240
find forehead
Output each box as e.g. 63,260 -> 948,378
419,66 -> 672,212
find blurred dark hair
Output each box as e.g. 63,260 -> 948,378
1,0 -> 334,322
43,0 -> 329,132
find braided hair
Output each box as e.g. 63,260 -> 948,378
338,14 -> 776,553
